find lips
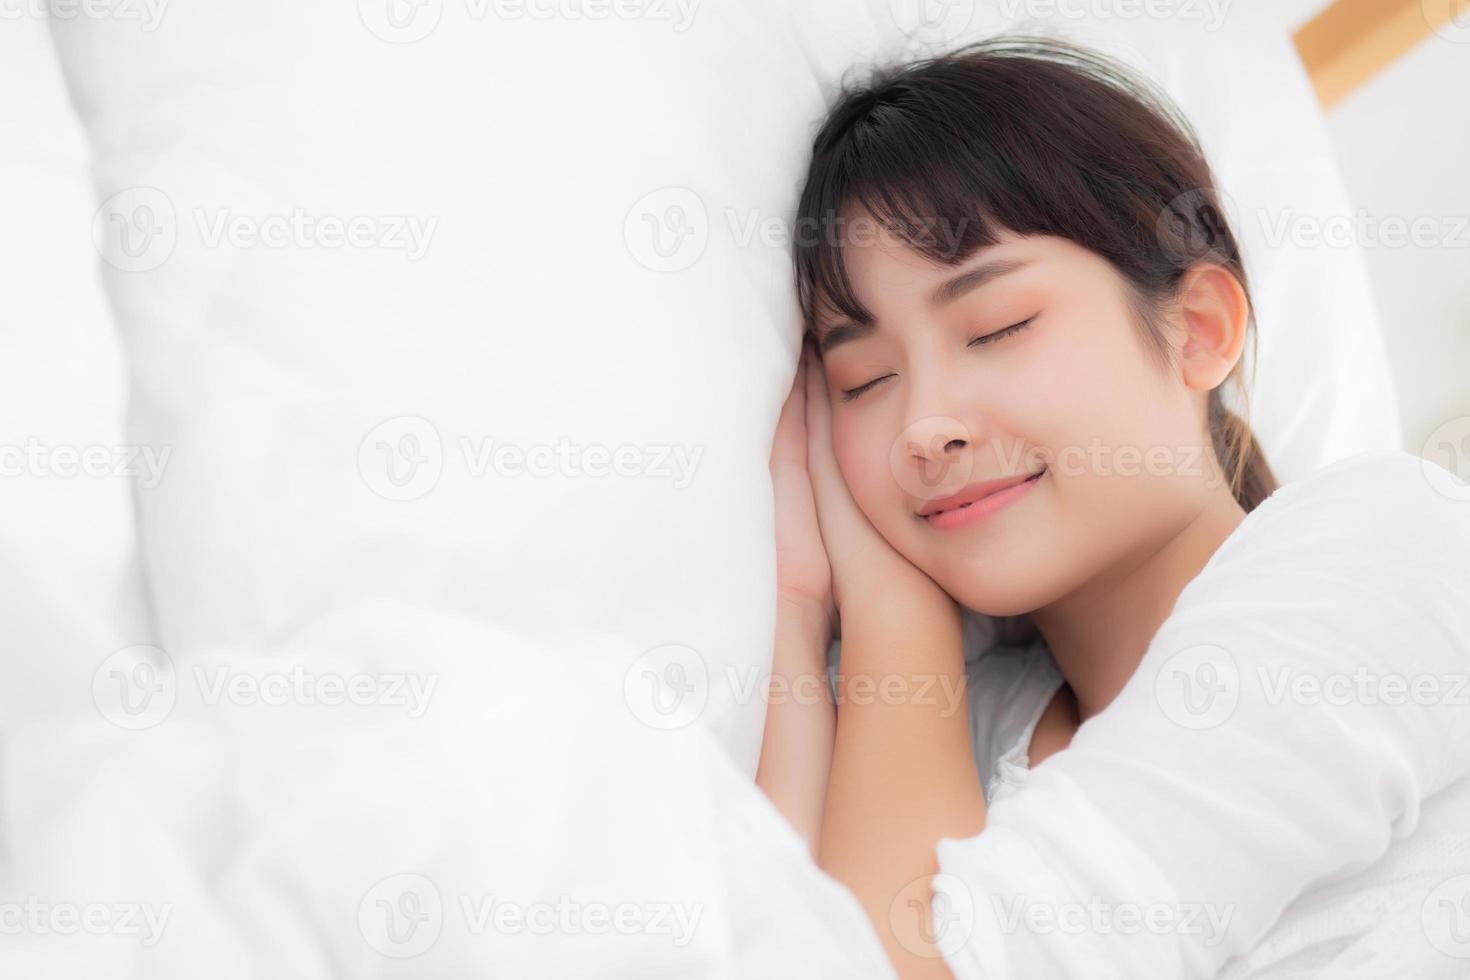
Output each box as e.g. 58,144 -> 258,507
917,469 -> 1046,518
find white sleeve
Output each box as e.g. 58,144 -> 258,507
931,450 -> 1470,978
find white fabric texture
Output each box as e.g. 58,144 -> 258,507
13,2 -> 1417,976
962,640 -> 1065,807
43,0 -> 1401,782
0,13 -> 152,727
934,449 -> 1470,978
1,606 -> 896,979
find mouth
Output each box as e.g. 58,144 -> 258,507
917,468 -> 1045,530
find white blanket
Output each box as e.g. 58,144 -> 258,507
1,605 -> 894,978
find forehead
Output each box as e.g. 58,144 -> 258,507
812,219 -> 1041,328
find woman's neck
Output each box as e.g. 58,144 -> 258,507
1031,488 -> 1248,723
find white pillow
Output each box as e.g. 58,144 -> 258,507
47,1 -> 1399,773
0,13 -> 151,729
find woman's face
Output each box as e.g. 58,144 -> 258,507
815,225 -> 1222,616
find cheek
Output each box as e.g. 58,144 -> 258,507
1022,312 -> 1171,455
831,415 -> 895,514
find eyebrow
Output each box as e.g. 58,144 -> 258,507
816,257 -> 1032,353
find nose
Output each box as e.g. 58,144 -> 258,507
888,352 -> 983,502
893,414 -> 974,500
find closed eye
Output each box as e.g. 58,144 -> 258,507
840,315 -> 1038,402
967,314 -> 1037,348
840,374 -> 893,402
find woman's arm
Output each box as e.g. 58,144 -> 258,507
932,450 -> 1470,978
756,597 -> 836,860
820,578 -> 987,977
798,338 -> 989,977
757,348 -> 840,858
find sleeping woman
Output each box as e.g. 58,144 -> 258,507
756,36 -> 1470,979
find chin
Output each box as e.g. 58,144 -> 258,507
931,560 -> 1050,619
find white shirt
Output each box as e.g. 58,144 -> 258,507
935,449 -> 1470,979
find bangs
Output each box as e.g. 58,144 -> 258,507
792,36 -> 1221,333
797,133 -> 1010,328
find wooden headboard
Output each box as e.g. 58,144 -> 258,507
1294,0 -> 1470,108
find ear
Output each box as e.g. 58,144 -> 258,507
1175,263 -> 1249,392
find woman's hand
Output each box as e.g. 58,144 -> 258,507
771,338 -> 837,640
800,335 -> 951,618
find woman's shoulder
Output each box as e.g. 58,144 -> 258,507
1203,448 -> 1470,581
1248,448 -> 1466,523
1162,447 -> 1470,698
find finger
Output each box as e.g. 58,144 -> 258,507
770,348 -> 808,471
803,340 -> 838,484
